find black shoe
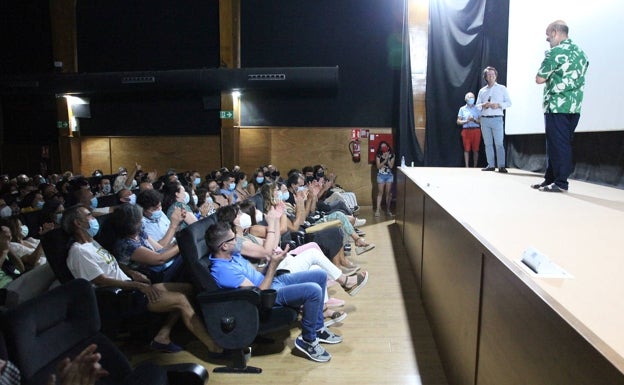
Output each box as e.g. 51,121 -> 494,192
531,181 -> 549,189
539,183 -> 567,193
481,167 -> 495,171
497,167 -> 508,173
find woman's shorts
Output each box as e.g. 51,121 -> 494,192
377,173 -> 394,184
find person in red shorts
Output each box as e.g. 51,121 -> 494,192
456,92 -> 481,168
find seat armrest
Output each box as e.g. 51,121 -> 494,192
165,363 -> 209,385
196,287 -> 261,306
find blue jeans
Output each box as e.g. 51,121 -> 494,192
481,116 -> 506,167
272,269 -> 326,341
544,113 -> 580,190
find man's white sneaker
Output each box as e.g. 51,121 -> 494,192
354,218 -> 366,227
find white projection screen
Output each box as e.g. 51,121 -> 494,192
505,0 -> 623,135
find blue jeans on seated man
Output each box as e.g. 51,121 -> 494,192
271,269 -> 326,342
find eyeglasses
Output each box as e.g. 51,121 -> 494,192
219,236 -> 236,247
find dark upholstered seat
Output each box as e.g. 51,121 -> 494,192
0,278 -> 208,385
177,214 -> 298,373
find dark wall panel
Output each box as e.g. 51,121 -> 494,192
76,0 -> 220,72
240,0 -> 404,127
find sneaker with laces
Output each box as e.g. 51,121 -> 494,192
294,336 -> 331,362
316,327 -> 343,344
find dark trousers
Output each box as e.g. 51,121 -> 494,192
544,113 -> 580,190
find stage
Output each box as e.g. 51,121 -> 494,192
396,167 -> 624,385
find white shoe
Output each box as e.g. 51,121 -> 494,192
354,218 -> 366,227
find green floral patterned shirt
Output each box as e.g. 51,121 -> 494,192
537,38 -> 589,114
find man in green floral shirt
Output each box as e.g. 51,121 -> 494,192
533,20 -> 589,192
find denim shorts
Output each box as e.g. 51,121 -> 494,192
377,173 -> 394,184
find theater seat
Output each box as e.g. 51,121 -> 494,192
177,215 -> 298,374
0,278 -> 208,385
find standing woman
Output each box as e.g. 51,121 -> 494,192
375,141 -> 395,217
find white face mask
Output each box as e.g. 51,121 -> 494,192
239,213 -> 252,230
20,224 -> 29,238
255,209 -> 264,223
193,194 -> 198,206
0,206 -> 11,218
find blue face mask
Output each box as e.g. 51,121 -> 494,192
20,225 -> 29,238
90,196 -> 98,209
467,97 -> 475,105
128,194 -> 136,205
87,218 -> 99,237
241,180 -> 248,188
256,177 -> 264,184
36,201 -> 44,209
297,186 -> 306,193
228,183 -> 236,191
279,191 -> 290,201
183,191 -> 190,205
102,184 -> 111,194
55,212 -> 63,224
194,177 -> 201,186
151,209 -> 163,220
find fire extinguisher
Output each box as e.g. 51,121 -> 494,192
349,138 -> 361,162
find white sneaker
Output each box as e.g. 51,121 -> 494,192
354,218 -> 366,227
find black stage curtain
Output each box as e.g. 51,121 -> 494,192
425,0 -> 509,166
508,132 -> 624,188
394,0 -> 424,166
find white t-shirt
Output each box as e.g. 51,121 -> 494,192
67,240 -> 130,282
9,238 -> 47,265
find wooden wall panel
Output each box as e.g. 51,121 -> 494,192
79,136 -> 220,178
239,128 -> 270,175
80,137 -> 111,174
477,253 -> 624,385
422,196 -> 482,385
257,127 -> 389,206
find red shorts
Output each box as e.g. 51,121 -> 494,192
461,128 -> 481,152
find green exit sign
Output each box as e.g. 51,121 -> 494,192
220,111 -> 234,119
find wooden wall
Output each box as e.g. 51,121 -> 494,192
79,136 -> 222,178
77,127 -> 390,206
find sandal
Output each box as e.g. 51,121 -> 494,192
323,309 -> 347,327
342,271 -> 369,297
355,238 -> 370,247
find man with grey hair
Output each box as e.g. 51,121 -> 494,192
533,20 -> 589,192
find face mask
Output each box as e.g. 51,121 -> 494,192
193,194 -> 198,205
151,209 -> 163,221
467,97 -> 475,105
0,206 -> 11,218
296,186 -> 305,193
279,191 -> 290,201
87,218 -> 99,237
239,213 -> 252,230
241,180 -> 248,189
128,194 -> 136,205
55,212 -> 63,224
316,171 -> 325,178
207,196 -> 213,204
90,196 -> 98,209
183,191 -> 190,205
102,184 -> 111,194
255,209 -> 263,223
305,176 -> 314,184
194,177 -> 201,186
228,183 -> 236,191
20,225 -> 29,238
256,177 -> 264,184
36,201 -> 44,209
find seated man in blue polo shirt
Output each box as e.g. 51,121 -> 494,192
205,218 -> 342,363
